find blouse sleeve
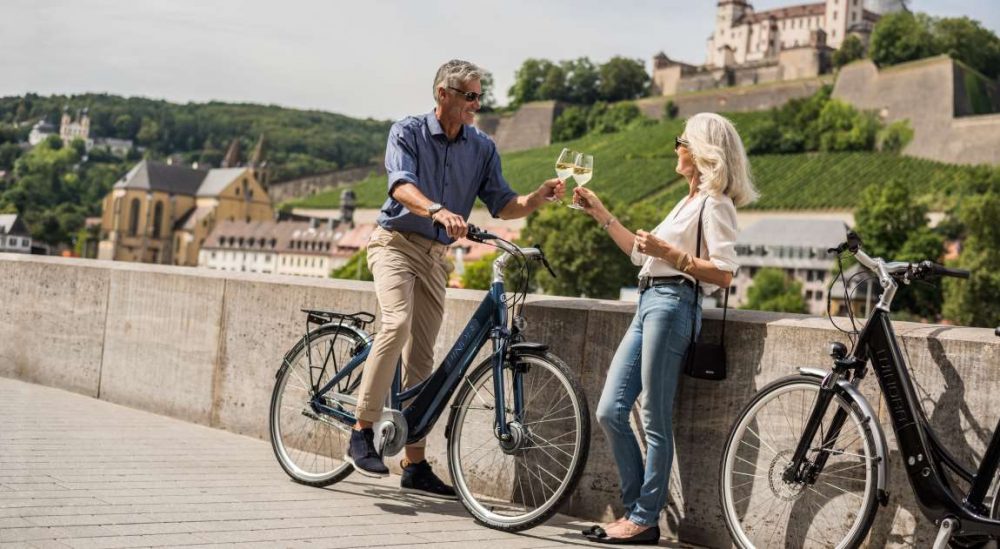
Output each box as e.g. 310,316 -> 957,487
629,239 -> 646,266
704,196 -> 740,274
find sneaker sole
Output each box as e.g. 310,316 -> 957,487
399,486 -> 459,501
343,455 -> 388,479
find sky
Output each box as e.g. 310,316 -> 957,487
3,0 -> 998,121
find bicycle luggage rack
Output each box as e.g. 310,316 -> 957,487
300,309 -> 375,364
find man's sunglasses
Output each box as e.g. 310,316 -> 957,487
448,86 -> 483,102
674,136 -> 690,151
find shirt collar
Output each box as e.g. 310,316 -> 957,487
426,110 -> 467,141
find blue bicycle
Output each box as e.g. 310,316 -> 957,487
268,226 -> 591,531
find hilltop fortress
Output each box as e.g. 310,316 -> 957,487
652,0 -> 906,95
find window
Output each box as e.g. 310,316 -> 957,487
152,201 -> 164,238
815,290 -> 824,301
806,290 -> 814,301
128,198 -> 141,236
211,252 -> 216,259
21,238 -> 29,246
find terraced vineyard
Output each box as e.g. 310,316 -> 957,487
285,115 -> 988,213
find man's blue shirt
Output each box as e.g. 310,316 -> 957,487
377,110 -> 518,245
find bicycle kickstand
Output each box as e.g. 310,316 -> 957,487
932,517 -> 958,549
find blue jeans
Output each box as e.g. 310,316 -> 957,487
595,282 -> 701,527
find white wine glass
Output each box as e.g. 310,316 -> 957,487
568,153 -> 593,210
551,148 -> 578,203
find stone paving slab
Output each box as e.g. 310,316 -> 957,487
0,378 -> 700,548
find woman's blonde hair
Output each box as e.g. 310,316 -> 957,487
683,112 -> 759,207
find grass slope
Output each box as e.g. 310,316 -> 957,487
285,114 -> 980,213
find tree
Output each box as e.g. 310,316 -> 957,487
461,252 -> 497,290
562,58 -> 600,105
815,99 -> 878,152
597,56 -> 649,102
933,16 -> 1000,79
508,59 -> 557,108
743,268 -> 807,313
331,249 -> 373,281
943,171 -> 1000,327
870,12 -> 938,68
519,199 -> 659,299
832,35 -> 866,69
477,72 -> 498,112
853,179 -> 944,318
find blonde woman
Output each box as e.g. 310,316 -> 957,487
575,113 -> 758,544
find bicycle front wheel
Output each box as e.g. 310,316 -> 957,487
446,352 -> 590,531
720,375 -> 880,549
269,324 -> 368,487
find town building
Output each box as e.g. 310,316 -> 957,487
198,219 -> 375,278
28,120 -> 57,146
652,0 -> 906,96
97,160 -> 274,266
0,214 -> 32,254
732,218 -> 848,315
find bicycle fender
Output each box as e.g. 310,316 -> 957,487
510,341 -> 549,355
798,367 -> 890,505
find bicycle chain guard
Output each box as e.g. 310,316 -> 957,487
373,409 -> 408,458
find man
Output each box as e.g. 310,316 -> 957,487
345,59 -> 565,497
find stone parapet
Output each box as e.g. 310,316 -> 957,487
2,253 -> 998,547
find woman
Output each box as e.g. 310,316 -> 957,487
575,112 -> 757,544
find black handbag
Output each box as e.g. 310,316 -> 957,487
683,199 -> 729,381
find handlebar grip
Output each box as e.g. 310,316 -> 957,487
932,264 -> 970,279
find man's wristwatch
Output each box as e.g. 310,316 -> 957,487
427,203 -> 444,219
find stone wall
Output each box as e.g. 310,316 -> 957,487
833,56 -> 1000,166
3,253 -> 999,547
267,164 -> 385,203
636,76 -> 832,120
475,101 -> 559,153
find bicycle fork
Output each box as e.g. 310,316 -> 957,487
784,374 -> 852,485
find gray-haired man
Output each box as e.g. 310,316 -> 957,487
345,59 -> 564,497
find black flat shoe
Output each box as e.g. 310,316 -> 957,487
586,525 -> 660,545
581,524 -> 601,536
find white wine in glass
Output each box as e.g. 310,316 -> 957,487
551,148 -> 579,202
568,153 -> 593,210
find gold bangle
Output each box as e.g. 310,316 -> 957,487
682,254 -> 697,273
601,217 -> 617,230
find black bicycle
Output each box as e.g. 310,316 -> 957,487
720,231 -> 1000,548
267,225 -> 590,531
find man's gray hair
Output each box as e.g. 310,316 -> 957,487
433,59 -> 483,103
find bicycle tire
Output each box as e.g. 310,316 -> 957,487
446,351 -> 590,531
720,374 -> 880,549
269,324 -> 367,487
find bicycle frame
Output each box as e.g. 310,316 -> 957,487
306,280 -> 521,446
789,308 -> 1000,536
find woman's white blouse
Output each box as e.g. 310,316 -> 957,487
632,191 -> 740,295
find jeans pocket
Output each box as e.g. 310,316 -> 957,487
651,285 -> 683,300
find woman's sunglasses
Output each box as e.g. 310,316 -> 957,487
674,136 -> 690,151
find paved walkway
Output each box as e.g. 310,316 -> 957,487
0,378 -> 696,548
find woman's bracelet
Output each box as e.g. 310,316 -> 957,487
601,217 -> 617,231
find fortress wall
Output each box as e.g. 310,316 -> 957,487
488,100 -> 559,153
268,164 -> 385,203
833,56 -> 1000,166
636,76 -> 831,120
5,253 -> 1000,546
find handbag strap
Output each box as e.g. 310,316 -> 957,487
690,197 -> 729,344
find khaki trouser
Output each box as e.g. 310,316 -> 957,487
354,226 -> 452,448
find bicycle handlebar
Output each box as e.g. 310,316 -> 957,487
456,223 -> 558,278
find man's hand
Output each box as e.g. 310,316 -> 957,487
635,230 -> 672,260
536,178 -> 565,204
431,208 -> 468,240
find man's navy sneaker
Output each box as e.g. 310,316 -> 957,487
345,428 -> 388,478
400,459 -> 457,500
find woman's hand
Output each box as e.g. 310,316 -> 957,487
573,187 -> 609,220
635,230 -> 673,260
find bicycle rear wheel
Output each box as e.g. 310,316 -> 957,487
720,375 -> 880,549
269,324 -> 368,486
446,352 -> 590,532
